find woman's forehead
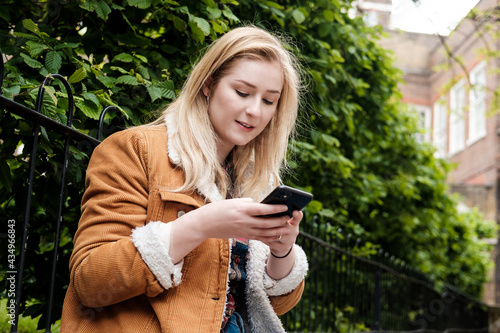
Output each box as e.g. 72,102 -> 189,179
222,58 -> 284,92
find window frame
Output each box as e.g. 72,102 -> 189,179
448,79 -> 466,156
467,61 -> 487,145
433,97 -> 447,158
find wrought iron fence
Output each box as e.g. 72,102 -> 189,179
0,52 -> 491,333
282,218 -> 489,332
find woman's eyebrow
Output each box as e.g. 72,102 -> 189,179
235,79 -> 281,94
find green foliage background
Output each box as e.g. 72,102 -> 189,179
0,0 -> 497,329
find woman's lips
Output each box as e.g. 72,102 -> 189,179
236,120 -> 254,130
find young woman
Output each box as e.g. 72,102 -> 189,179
61,25 -> 309,333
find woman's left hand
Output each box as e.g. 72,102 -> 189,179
263,210 -> 304,253
264,210 -> 302,280
262,210 -> 302,255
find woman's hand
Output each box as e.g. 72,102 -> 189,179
199,198 -> 296,240
261,209 -> 302,256
169,198 -> 293,263
264,210 -> 303,280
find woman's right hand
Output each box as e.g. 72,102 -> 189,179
194,198 -> 291,240
168,198 -> 291,263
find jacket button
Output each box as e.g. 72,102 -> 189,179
177,210 -> 186,218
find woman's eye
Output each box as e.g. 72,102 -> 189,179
263,99 -> 274,106
236,90 -> 249,97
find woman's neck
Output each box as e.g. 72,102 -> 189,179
217,143 -> 235,164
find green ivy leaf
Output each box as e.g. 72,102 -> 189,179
12,31 -> 39,40
306,200 -> 323,215
134,54 -> 148,63
155,81 -> 176,99
68,67 -> 87,83
146,86 -> 162,102
207,7 -> 222,19
26,41 -> 48,58
264,1 -> 283,9
35,90 -> 58,118
94,0 -> 112,20
211,21 -> 224,34
83,92 -> 100,107
96,75 -> 116,88
191,16 -> 211,35
291,8 -> 306,24
168,14 -> 187,32
19,53 -> 43,69
116,75 -> 139,85
110,66 -> 131,74
79,1 -> 95,11
175,6 -> 190,15
127,0 -> 153,9
113,53 -> 134,62
222,5 -> 239,23
45,87 -> 58,107
76,100 -> 101,120
188,16 -> 210,43
22,19 -> 40,34
55,42 -> 79,49
45,50 -> 62,73
2,85 -> 21,99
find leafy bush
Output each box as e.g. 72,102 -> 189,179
0,0 -> 496,330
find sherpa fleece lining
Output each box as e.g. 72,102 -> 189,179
131,221 -> 183,289
263,244 -> 309,296
246,240 -> 309,333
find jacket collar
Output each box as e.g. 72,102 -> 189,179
165,112 -> 223,203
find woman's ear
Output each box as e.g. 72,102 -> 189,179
202,77 -> 213,97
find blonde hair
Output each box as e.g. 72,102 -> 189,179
148,26 -> 302,200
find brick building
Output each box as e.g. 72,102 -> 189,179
376,0 -> 500,305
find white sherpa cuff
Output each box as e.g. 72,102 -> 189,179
263,244 -> 309,296
131,221 -> 183,290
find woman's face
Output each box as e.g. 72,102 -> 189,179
204,58 -> 284,161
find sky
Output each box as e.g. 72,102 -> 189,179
391,0 -> 481,35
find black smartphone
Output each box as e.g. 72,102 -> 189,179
260,185 -> 313,218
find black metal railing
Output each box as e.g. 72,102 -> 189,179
281,217 -> 489,332
0,49 -> 120,332
0,52 -> 491,333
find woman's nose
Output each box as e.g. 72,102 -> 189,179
245,98 -> 261,117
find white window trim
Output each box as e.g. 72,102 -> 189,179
449,79 -> 466,156
409,104 -> 431,142
467,61 -> 487,146
433,97 -> 447,158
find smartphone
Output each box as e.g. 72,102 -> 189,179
260,185 -> 313,217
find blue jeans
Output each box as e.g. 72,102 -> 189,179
225,312 -> 245,333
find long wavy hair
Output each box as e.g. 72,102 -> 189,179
148,25 -> 302,200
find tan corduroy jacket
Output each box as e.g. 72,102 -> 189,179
61,116 -> 309,333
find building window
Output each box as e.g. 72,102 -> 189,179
449,79 -> 466,155
363,11 -> 379,27
409,104 -> 431,142
433,97 -> 447,158
468,61 -> 487,145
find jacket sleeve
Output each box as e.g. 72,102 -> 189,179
264,244 -> 308,315
246,241 -> 308,323
69,129 -> 174,308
